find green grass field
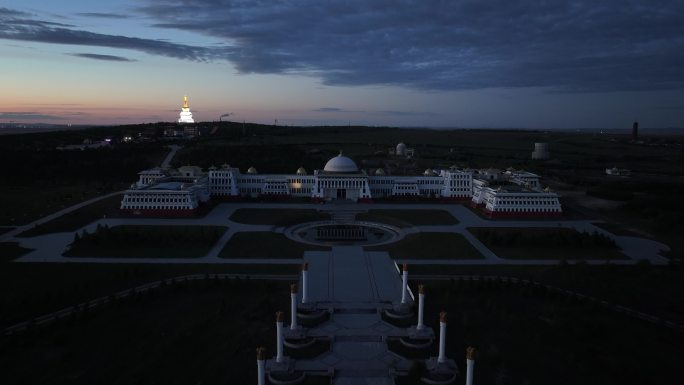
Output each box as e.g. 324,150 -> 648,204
469,227 -> 628,260
219,232 -> 329,259
366,232 -> 484,259
357,209 -> 459,227
0,262 -> 299,329
64,225 -> 227,258
394,280 -> 684,385
0,280 -> 291,385
229,208 -> 329,226
0,242 -> 33,262
592,222 -> 648,237
18,194 -> 123,237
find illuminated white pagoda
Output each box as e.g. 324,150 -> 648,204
178,95 -> 194,123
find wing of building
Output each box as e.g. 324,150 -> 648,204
121,152 -> 561,218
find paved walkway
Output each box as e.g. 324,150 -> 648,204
161,145 -> 182,168
8,202 -> 670,265
275,246 -> 418,384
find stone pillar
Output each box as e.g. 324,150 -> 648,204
417,284 -> 425,330
290,284 -> 298,330
256,347 -> 266,385
301,263 -> 308,304
401,263 -> 409,304
466,347 -> 476,385
438,311 -> 447,363
276,311 -> 284,363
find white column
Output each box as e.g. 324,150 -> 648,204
301,263 -> 308,304
466,347 -> 476,385
438,311 -> 447,363
401,263 -> 409,304
290,284 -> 298,330
276,311 -> 284,363
417,284 -> 425,330
256,347 -> 266,385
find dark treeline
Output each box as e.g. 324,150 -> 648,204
0,144 -> 167,184
173,144 -> 326,174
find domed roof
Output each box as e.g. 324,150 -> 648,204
323,152 -> 358,173
296,167 -> 307,175
247,166 -> 258,174
423,168 -> 434,176
396,142 -> 407,155
375,168 -> 385,175
396,142 -> 407,150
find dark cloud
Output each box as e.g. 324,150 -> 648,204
0,7 -> 216,61
0,112 -> 66,120
76,12 -> 129,19
138,0 -> 684,92
0,8 -> 30,17
3,3 -> 683,92
69,53 -> 136,62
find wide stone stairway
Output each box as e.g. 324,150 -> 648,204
262,246 -> 452,385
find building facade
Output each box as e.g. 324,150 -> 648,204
121,152 -> 561,218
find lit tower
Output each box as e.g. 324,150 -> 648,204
178,95 -> 195,123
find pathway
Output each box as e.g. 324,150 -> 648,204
272,246 -> 421,384
7,202 -> 670,265
161,144 -> 182,168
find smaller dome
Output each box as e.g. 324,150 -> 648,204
396,142 -> 407,156
423,168 -> 434,176
247,166 -> 258,174
296,167 -> 307,175
375,168 -> 385,175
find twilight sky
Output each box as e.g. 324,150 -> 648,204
1,0 -> 683,128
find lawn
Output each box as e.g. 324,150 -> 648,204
0,280 -> 292,385
0,242 -> 33,262
18,194 -> 123,237
357,209 -> 459,227
469,227 -> 627,260
0,227 -> 14,235
219,232 -> 329,259
0,263 -> 299,329
229,208 -> 329,226
393,280 -> 684,385
64,225 -> 227,258
365,232 -> 484,260
592,222 -> 648,237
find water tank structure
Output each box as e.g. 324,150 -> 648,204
396,142 -> 407,156
531,142 -> 550,160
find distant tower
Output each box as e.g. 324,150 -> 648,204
178,95 -> 194,124
532,142 -> 550,160
632,121 -> 639,140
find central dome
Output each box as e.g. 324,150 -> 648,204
323,152 -> 358,173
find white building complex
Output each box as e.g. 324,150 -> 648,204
121,152 -> 561,218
